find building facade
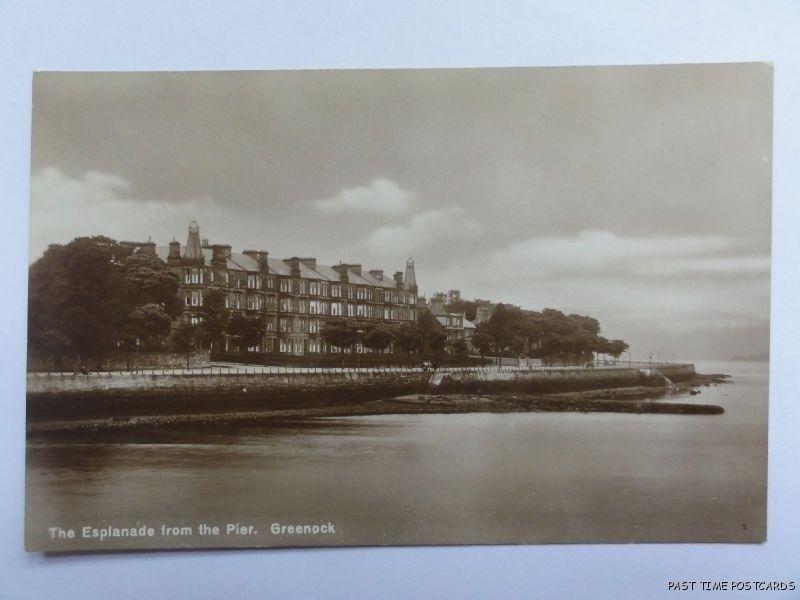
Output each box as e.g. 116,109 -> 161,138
428,300 -> 477,354
133,221 -> 419,357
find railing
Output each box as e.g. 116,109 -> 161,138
27,360 -> 691,379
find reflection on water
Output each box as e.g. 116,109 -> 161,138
26,361 -> 767,547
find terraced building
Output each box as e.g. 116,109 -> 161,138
133,221 -> 419,358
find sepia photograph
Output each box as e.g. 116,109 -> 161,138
25,64 -> 772,551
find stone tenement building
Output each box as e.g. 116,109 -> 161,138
129,221 -> 419,356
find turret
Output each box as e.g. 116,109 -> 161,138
404,257 -> 417,293
183,220 -> 205,265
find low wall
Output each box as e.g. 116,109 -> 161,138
27,349 -> 211,372
431,364 -> 696,393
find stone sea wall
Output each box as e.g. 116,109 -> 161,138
26,364 -> 696,421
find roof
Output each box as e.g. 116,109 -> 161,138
360,270 -> 397,290
153,245 -> 408,287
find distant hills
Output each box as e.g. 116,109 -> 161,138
729,352 -> 770,362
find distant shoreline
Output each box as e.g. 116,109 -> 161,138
728,353 -> 769,362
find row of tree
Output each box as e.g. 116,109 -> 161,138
465,303 -> 628,364
318,310 -> 455,358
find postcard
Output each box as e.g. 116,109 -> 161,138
25,64 -> 771,551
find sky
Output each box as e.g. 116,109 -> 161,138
29,64 -> 772,360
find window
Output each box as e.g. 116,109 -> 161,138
185,269 -> 203,284
309,300 -> 321,315
309,319 -> 320,333
280,278 -> 292,293
265,320 -> 274,332
331,284 -> 340,297
347,304 -> 355,317
298,318 -> 307,333
189,315 -> 202,325
223,271 -> 229,285
279,298 -> 292,312
247,295 -> 263,310
298,299 -> 308,314
186,290 -> 203,307
357,287 -> 367,300
208,270 -> 214,283
279,318 -> 292,333
267,276 -> 275,289
331,302 -> 342,316
309,281 -> 318,296
356,304 -> 366,317
320,282 -> 329,297
280,339 -> 291,353
266,296 -> 277,311
299,279 -> 307,294
247,274 -> 261,289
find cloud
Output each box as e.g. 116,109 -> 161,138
29,168 -> 227,262
311,178 -> 413,214
492,230 -> 768,279
365,207 -> 478,253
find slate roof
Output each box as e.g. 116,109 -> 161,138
153,245 -> 404,287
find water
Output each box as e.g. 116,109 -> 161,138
25,361 -> 767,550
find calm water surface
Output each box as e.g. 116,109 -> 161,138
26,361 -> 767,549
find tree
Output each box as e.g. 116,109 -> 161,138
451,339 -> 469,357
198,288 -> 229,350
227,312 -> 265,358
119,253 -> 182,318
471,329 -> 493,358
170,321 -> 199,368
485,304 -> 516,363
28,236 -> 133,365
426,330 -> 447,358
127,303 -> 173,351
29,328 -> 71,370
321,319 -> 358,361
362,324 -> 394,354
417,308 -> 447,357
392,322 -> 423,357
607,339 -> 629,360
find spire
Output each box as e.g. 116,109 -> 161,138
404,257 -> 417,293
184,220 -> 204,264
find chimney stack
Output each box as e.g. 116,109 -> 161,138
257,250 -> 269,273
333,263 -> 350,284
211,244 -> 230,268
394,271 -> 404,287
341,263 -> 362,276
140,239 -> 156,256
299,257 -> 317,270
369,269 -> 384,281
286,257 -> 301,278
167,239 -> 181,265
